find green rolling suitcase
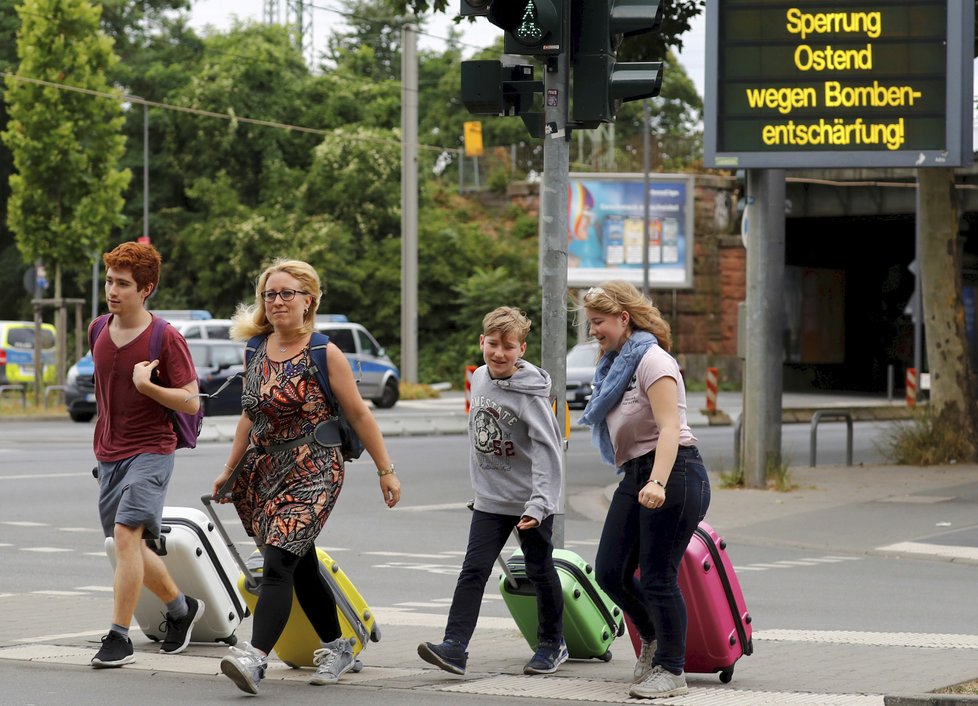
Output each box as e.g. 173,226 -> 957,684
499,548 -> 625,661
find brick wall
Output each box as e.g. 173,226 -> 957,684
507,174 -> 746,386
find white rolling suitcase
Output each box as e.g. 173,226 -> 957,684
105,505 -> 247,646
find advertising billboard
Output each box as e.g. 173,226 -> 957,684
704,0 -> 974,168
567,173 -> 695,289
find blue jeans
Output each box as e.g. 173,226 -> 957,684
445,510 -> 564,648
594,446 -> 711,673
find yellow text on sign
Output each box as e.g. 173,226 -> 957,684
463,121 -> 484,157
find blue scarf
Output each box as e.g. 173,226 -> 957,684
579,331 -> 657,467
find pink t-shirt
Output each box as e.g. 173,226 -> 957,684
92,315 -> 197,461
605,346 -> 697,468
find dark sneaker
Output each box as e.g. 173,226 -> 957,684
160,595 -> 204,654
310,637 -> 356,685
629,664 -> 689,699
417,640 -> 468,675
523,639 -> 569,675
220,642 -> 267,695
91,630 -> 135,668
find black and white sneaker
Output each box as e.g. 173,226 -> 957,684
160,595 -> 205,654
91,630 -> 135,668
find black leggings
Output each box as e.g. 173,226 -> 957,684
250,544 -> 340,654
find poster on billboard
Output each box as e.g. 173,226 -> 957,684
567,173 -> 695,289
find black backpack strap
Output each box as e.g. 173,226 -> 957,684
308,332 -> 335,401
245,335 -> 266,370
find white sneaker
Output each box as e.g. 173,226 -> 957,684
310,637 -> 356,685
632,638 -> 657,683
220,642 -> 267,695
629,664 -> 689,699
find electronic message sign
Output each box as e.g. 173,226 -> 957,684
704,0 -> 973,168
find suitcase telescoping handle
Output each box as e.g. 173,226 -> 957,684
200,493 -> 261,593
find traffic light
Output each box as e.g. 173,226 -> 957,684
461,61 -> 542,116
459,0 -> 565,56
570,0 -> 664,126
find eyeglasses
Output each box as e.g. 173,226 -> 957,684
261,289 -> 308,303
583,287 -> 606,301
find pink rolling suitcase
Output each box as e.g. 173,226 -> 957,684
625,520 -> 753,683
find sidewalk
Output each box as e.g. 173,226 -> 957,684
3,461 -> 977,704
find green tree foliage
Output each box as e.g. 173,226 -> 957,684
2,0 -> 130,278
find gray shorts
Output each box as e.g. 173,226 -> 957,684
97,453 -> 174,538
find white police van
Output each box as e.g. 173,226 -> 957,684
315,315 -> 400,409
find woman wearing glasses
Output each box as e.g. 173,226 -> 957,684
211,259 -> 400,695
578,281 -> 710,700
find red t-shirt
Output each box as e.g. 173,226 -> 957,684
92,315 -> 197,462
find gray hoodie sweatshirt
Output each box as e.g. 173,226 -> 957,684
468,359 -> 563,522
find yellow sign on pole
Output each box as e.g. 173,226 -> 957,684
463,121 -> 484,157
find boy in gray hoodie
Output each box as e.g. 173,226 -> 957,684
418,307 -> 567,676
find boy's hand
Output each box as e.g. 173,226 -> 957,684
132,359 -> 159,393
516,515 -> 539,530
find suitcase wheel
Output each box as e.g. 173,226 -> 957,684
352,659 -> 364,673
599,650 -> 612,662
720,666 -> 734,683
222,634 -> 238,646
370,624 -> 382,643
145,633 -> 161,642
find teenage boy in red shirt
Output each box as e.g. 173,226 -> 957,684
90,242 -> 204,667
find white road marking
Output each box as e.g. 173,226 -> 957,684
0,473 -> 90,481
31,590 -> 88,596
20,547 -> 72,553
76,586 -> 113,592
396,502 -> 470,512
2,521 -> 48,527
59,527 -> 100,533
878,541 -> 978,562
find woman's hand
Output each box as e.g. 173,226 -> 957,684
638,479 -> 666,510
212,468 -> 234,504
379,472 -> 400,508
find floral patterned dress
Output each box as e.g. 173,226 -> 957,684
231,338 -> 344,556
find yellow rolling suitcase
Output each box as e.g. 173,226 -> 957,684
201,494 -> 380,669
236,547 -> 381,668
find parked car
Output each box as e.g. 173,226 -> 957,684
566,340 -> 599,409
314,315 -> 400,408
187,340 -> 245,416
170,318 -> 234,340
0,321 -> 57,386
64,336 -> 245,423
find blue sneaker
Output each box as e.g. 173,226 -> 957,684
523,639 -> 569,675
417,640 -> 467,675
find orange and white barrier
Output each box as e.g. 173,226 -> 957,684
464,365 -> 477,413
905,367 -> 917,407
705,367 -> 718,414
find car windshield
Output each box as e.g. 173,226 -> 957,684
567,344 -> 598,367
7,327 -> 55,349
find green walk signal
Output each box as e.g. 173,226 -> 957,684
570,0 -> 663,126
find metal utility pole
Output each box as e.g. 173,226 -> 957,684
642,99 -> 651,296
400,23 -> 418,384
540,48 -> 570,548
742,169 -> 786,488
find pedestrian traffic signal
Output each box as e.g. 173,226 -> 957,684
459,0 -> 565,56
461,60 -> 542,116
570,0 -> 663,126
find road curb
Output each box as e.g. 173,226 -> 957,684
885,694 -> 978,705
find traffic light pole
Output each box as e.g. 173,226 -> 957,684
540,49 -> 570,549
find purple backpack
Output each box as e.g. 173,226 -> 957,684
89,315 -> 204,449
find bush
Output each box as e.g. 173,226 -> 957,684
877,409 -> 975,465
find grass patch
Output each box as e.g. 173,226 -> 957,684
719,452 -> 794,491
876,409 -> 975,465
398,382 -> 442,401
0,393 -> 65,417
